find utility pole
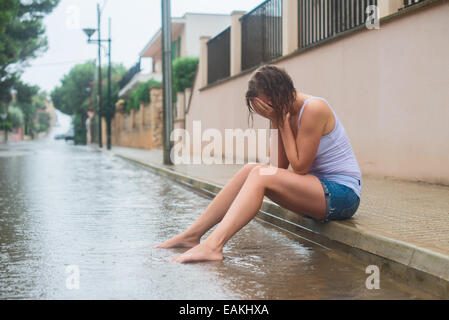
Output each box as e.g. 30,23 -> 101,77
106,18 -> 112,150
83,3 -> 112,149
161,0 -> 174,165
97,3 -> 103,148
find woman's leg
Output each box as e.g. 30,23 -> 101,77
171,165 -> 326,263
154,163 -> 262,248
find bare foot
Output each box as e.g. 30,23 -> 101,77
171,243 -> 223,263
154,232 -> 200,249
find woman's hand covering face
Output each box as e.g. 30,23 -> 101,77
251,97 -> 277,121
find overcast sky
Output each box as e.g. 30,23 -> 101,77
21,0 -> 262,93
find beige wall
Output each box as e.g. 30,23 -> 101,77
184,13 -> 233,58
186,2 -> 449,185
103,88 -> 164,150
380,0 -> 405,17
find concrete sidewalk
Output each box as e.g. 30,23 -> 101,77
99,145 -> 449,298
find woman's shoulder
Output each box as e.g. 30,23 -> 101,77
307,96 -> 330,107
299,97 -> 337,135
298,99 -> 330,131
301,97 -> 332,119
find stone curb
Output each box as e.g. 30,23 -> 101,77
112,151 -> 449,298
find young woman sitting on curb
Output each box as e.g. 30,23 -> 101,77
155,64 -> 362,263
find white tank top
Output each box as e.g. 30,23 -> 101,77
298,97 -> 362,198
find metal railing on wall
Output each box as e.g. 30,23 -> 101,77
207,27 -> 231,85
298,0 -> 378,49
403,0 -> 426,8
241,0 -> 283,72
119,60 -> 141,89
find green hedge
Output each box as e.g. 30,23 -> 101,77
0,121 -> 12,130
73,113 -> 86,145
173,57 -> 198,99
7,106 -> 24,129
126,78 -> 162,113
37,112 -> 51,133
124,57 -> 198,113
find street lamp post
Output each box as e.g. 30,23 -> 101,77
0,112 -> 7,144
83,3 -> 113,150
106,18 -> 112,151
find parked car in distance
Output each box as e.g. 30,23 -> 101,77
64,128 -> 75,141
54,133 -> 66,140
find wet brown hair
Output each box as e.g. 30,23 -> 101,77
245,64 -> 297,128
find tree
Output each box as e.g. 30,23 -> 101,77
0,75 -> 16,112
37,112 -> 50,132
50,61 -> 126,145
50,61 -> 95,116
93,63 -> 126,118
51,61 -> 95,145
0,0 -> 59,111
7,105 -> 24,129
6,81 -> 49,137
13,80 -> 39,135
173,57 -> 198,98
33,91 -> 51,133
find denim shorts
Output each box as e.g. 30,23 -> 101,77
309,179 -> 361,223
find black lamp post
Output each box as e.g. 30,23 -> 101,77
0,112 -> 7,144
83,3 -> 112,150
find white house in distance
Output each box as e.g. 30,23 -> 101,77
119,12 -> 233,99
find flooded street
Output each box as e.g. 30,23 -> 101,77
0,112 -> 434,300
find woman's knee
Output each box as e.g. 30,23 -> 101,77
242,163 -> 263,175
240,164 -> 272,184
247,165 -> 272,183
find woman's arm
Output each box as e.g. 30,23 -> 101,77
269,120 -> 290,169
250,97 -> 290,169
279,100 -> 328,175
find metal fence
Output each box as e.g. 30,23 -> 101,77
403,0 -> 426,8
119,60 -> 141,89
207,27 -> 231,85
241,0 -> 283,72
298,0 -> 378,49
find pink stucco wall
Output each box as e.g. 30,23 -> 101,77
186,2 -> 449,184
